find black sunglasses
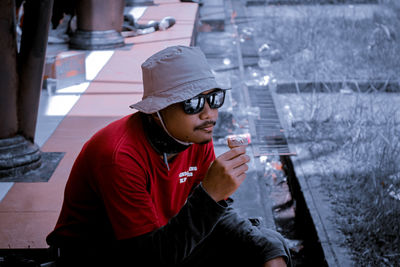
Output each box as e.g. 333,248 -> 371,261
182,90 -> 226,115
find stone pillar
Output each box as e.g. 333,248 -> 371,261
69,0 -> 125,50
0,0 -> 19,139
0,0 -> 53,179
18,0 -> 54,142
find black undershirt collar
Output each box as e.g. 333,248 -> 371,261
140,112 -> 191,157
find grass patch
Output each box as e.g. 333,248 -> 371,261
276,91 -> 400,266
247,2 -> 400,81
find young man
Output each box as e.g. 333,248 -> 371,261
47,46 -> 291,266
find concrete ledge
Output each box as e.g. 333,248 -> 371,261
272,91 -> 355,266
282,153 -> 353,266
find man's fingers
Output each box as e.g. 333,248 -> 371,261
204,147 -> 249,201
218,146 -> 247,161
232,162 -> 249,176
215,149 -> 250,172
228,154 -> 250,169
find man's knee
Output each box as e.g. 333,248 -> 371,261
262,228 -> 287,245
259,228 -> 292,266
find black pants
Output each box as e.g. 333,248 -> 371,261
179,227 -> 291,267
53,226 -> 291,267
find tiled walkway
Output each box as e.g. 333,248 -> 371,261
0,0 -> 198,249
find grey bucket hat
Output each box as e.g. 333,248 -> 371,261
130,45 -> 229,114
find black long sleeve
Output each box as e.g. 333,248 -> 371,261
117,184 -> 227,266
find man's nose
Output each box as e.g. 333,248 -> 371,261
199,101 -> 216,120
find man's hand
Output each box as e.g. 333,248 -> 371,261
202,146 -> 250,202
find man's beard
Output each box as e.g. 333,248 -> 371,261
194,120 -> 216,145
198,138 -> 212,145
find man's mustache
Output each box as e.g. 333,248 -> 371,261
194,121 -> 216,130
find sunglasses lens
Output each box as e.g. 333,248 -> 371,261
208,90 -> 225,108
183,90 -> 225,114
183,97 -> 204,114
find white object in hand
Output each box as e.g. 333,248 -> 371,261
227,135 -> 249,149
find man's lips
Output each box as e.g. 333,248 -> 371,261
200,125 -> 214,131
195,121 -> 216,131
